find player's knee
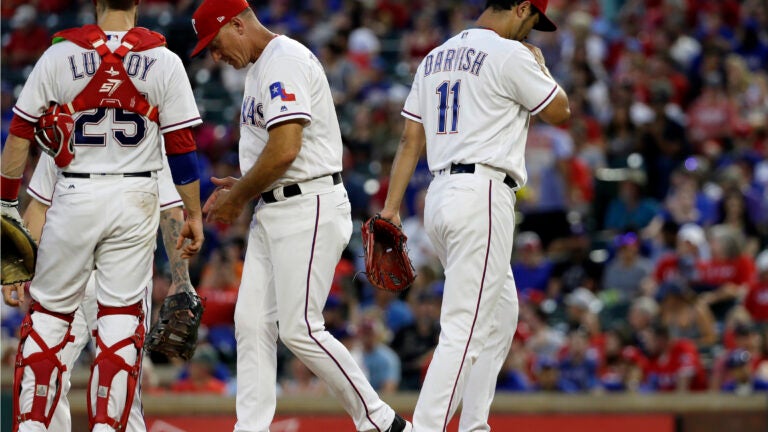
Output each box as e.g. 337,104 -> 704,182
277,323 -> 312,351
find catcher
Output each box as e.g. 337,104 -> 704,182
2,154 -> 203,432
362,214 -> 416,292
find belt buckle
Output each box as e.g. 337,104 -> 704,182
271,186 -> 287,202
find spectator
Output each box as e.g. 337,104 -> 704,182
358,317 -> 401,394
642,325 -> 708,392
711,321 -> 765,391
559,328 -> 600,392
364,288 -> 414,334
720,350 -> 768,394
496,339 -> 534,392
601,344 -> 649,393
170,344 -> 228,395
521,303 -> 566,361
280,356 -> 327,396
563,287 -> 603,336
627,296 -> 660,352
656,281 -> 717,349
2,5 -> 50,69
547,229 -> 604,301
511,231 -> 553,305
532,356 -> 578,393
602,232 -> 654,304
744,250 -> 768,325
696,224 -> 757,321
653,223 -> 709,291
390,288 -> 440,391
603,172 -> 659,233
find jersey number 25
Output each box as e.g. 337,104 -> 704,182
75,107 -> 147,147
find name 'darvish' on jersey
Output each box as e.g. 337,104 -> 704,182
241,96 -> 266,129
68,52 -> 157,81
423,47 -> 488,77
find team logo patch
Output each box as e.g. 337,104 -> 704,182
269,82 -> 296,101
217,16 -> 225,22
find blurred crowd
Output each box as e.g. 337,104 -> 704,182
2,0 -> 768,397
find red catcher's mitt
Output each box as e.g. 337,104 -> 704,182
361,215 -> 416,292
34,104 -> 75,168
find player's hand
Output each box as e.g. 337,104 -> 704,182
177,216 -> 204,259
2,282 -> 27,307
203,176 -> 239,215
521,42 -> 546,67
378,208 -> 402,228
206,188 -> 246,224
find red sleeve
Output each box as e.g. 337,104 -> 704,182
163,127 -> 196,155
736,256 -> 757,284
9,114 -> 35,140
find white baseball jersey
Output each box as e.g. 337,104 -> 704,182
239,35 -> 342,190
13,32 -> 201,173
402,28 -> 559,186
27,152 -> 183,210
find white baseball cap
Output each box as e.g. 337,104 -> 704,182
678,223 -> 706,249
757,250 -> 768,273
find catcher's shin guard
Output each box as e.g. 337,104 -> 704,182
12,303 -> 76,431
88,302 -> 145,431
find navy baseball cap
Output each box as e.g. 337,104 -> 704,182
190,0 -> 250,57
726,349 -> 751,368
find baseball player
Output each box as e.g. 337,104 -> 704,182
379,0 -> 570,430
2,153 -> 191,432
190,1 -> 411,431
0,1 -> 204,431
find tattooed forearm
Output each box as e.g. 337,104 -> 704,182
159,207 -> 193,295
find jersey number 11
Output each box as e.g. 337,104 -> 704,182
436,80 -> 461,134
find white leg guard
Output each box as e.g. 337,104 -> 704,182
88,302 -> 145,432
13,303 -> 76,432
49,305 -> 91,432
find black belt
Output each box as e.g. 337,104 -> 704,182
449,163 -> 518,189
262,172 -> 343,204
62,171 -> 152,178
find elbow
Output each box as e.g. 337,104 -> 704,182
550,105 -> 572,126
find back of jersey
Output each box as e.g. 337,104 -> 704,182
12,31 -> 201,173
401,28 -> 559,186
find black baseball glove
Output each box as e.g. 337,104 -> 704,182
145,290 -> 204,361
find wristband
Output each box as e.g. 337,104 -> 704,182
1,175 -> 22,201
167,151 -> 200,185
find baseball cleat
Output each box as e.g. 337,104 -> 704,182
386,414 -> 413,432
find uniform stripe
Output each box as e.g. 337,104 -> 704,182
303,195 -> 381,432
159,199 -> 183,210
443,180 -> 493,430
13,106 -> 39,122
401,109 -> 422,122
265,112 -> 311,129
529,84 -> 558,114
160,117 -> 202,132
27,187 -> 52,206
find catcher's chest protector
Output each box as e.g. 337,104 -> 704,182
52,25 -> 166,123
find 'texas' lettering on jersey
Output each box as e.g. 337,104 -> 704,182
241,96 -> 266,129
68,52 -> 157,81
422,46 -> 488,77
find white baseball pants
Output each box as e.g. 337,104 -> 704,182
414,169 -> 519,432
233,180 -> 395,432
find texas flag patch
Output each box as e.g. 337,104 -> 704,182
269,82 -> 296,101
